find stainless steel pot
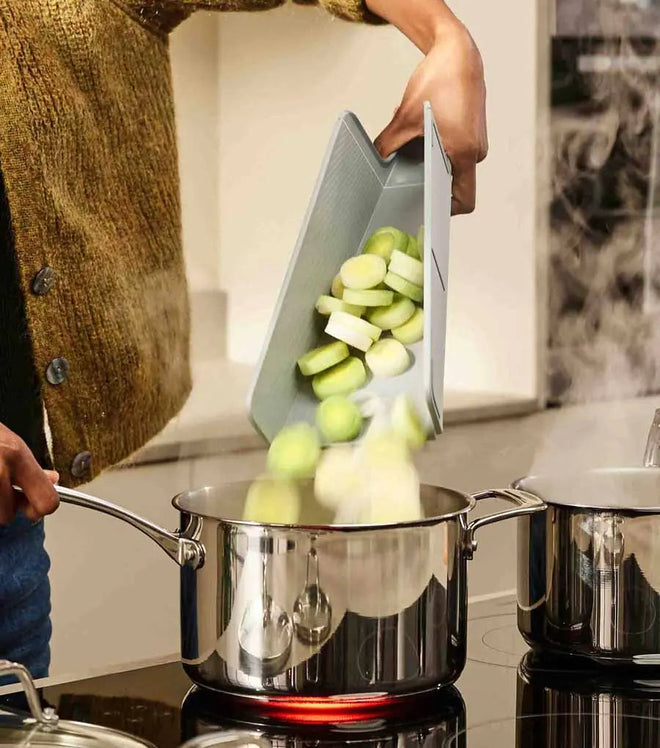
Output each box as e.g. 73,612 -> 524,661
53,481 -> 543,700
516,467 -> 660,665
0,661 -> 154,747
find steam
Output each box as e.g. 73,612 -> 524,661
532,8 -> 659,476
547,29 -> 660,406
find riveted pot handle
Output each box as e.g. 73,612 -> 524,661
53,485 -> 205,569
464,489 -> 546,559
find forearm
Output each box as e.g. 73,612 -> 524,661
364,0 -> 461,54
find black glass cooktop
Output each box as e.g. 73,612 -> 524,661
3,595 -> 660,747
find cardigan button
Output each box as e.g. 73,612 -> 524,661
32,266 -> 55,296
46,357 -> 69,385
71,451 -> 92,479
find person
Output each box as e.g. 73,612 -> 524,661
0,0 -> 487,682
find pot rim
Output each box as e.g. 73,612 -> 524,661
512,466 -> 660,514
171,482 -> 475,532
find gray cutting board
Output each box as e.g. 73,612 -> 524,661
248,103 -> 451,444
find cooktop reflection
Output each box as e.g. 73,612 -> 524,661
7,594 -> 660,747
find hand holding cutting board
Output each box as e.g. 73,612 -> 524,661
369,0 -> 488,215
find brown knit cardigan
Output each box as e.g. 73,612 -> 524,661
0,0 -> 383,487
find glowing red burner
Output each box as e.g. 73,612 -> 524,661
222,690 -> 439,725
256,694 -> 400,723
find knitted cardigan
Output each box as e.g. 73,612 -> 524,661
0,1 -> 383,486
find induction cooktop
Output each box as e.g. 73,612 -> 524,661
2,594 -> 660,747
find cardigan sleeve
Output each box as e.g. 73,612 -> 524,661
115,0 -> 385,35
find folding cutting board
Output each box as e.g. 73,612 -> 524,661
248,103 -> 451,444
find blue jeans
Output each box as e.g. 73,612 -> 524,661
0,514 -> 51,686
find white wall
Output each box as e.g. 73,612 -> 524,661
171,13 -> 221,293
216,2 -> 539,398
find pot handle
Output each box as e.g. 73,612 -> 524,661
53,485 -> 205,569
0,660 -> 59,725
464,489 -> 546,559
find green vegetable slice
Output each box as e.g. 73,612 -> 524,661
297,340 -> 349,377
383,271 -> 423,304
366,295 -> 415,330
243,477 -> 301,524
267,423 -> 321,478
331,273 -> 345,299
312,356 -> 366,400
343,288 -> 394,307
315,294 -> 365,317
340,254 -> 387,290
392,307 -> 424,344
417,225 -> 425,257
406,234 -> 420,260
316,395 -> 363,442
362,226 -> 409,262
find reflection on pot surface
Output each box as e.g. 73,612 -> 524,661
179,684 -> 466,747
178,483 -> 542,699
50,480 -> 542,701
516,651 -> 660,747
516,468 -> 660,664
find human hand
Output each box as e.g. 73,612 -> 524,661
370,3 -> 488,215
0,423 -> 59,525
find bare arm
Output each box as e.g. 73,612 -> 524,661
367,0 -> 488,214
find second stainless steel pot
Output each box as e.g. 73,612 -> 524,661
53,480 -> 543,701
516,467 -> 660,665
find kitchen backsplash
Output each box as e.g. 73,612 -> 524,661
547,35 -> 659,404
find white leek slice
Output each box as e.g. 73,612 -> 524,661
351,391 -> 386,419
359,461 -> 423,524
391,394 -> 427,450
359,428 -> 411,467
315,294 -> 365,317
340,254 -> 387,290
325,316 -> 373,352
365,338 -> 411,378
329,310 -> 381,341
389,250 -> 424,287
314,446 -> 360,510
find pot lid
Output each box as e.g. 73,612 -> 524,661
0,661 -> 154,748
0,718 -> 155,747
514,468 -> 660,513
